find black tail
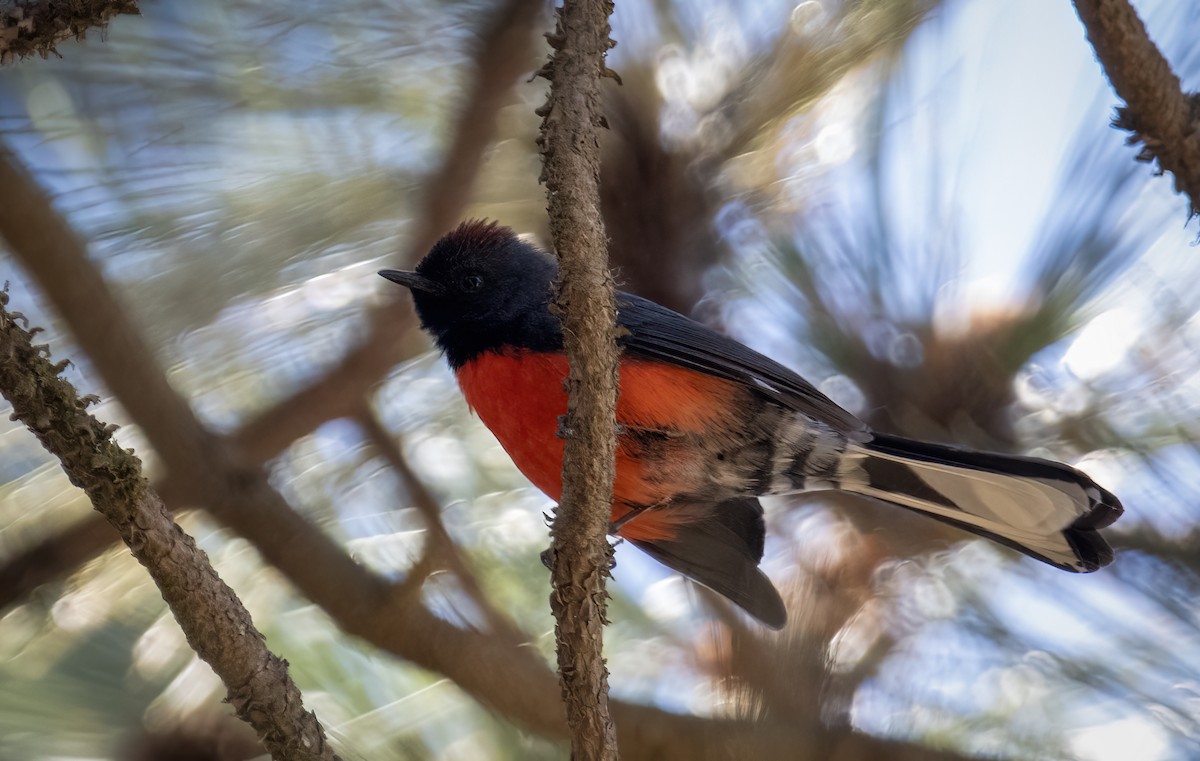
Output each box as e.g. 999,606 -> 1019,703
629,498 -> 787,629
841,434 -> 1123,572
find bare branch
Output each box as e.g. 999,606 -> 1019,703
536,0 -> 622,756
0,292 -> 338,761
355,405 -> 526,644
0,0 -> 138,65
1073,0 -> 1200,218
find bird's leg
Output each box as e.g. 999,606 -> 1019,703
608,499 -> 670,535
608,507 -> 645,534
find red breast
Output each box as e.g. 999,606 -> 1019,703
455,349 -> 741,541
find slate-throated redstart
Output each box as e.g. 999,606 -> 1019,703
380,220 -> 1123,629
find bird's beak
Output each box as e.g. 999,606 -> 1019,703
378,269 -> 444,294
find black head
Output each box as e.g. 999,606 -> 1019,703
380,220 -> 562,367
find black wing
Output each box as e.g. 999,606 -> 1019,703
616,292 -> 867,436
629,498 -> 787,629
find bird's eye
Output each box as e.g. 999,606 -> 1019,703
460,274 -> 484,292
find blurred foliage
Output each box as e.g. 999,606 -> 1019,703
2,0 -> 1200,760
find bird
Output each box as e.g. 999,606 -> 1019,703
379,219 -> 1123,629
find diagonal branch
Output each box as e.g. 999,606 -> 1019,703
536,0 -> 622,757
0,292 -> 339,761
1073,0 -> 1200,218
354,405 -> 526,645
0,513 -> 117,608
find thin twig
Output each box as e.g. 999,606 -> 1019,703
355,405 -> 526,645
536,0 -> 621,757
1073,0 -> 1200,218
0,291 -> 339,761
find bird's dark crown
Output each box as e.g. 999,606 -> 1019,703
391,220 -> 562,368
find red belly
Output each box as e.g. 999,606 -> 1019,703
454,350 -> 739,540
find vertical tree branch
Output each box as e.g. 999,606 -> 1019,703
536,0 -> 621,758
1073,0 -> 1200,218
0,292 -> 339,761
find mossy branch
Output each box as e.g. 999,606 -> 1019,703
0,290 -> 339,761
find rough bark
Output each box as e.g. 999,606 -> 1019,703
0,292 -> 338,761
1073,0 -> 1200,218
535,0 -> 622,757
0,0 -> 138,64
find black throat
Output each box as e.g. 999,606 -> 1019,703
431,304 -> 565,370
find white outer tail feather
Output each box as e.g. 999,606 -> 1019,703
837,442 -> 1112,572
